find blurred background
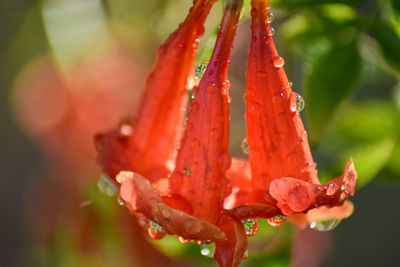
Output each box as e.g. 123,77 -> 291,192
1,0 -> 399,266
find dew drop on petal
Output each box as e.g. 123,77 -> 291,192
309,219 -> 341,232
268,27 -> 275,36
119,124 -> 133,136
273,56 -> 284,68
117,195 -> 125,206
242,218 -> 258,236
183,167 -> 191,176
326,183 -> 339,196
241,138 -> 249,154
267,215 -> 287,227
200,243 -> 215,257
178,236 -> 190,244
97,174 -> 119,196
295,93 -> 305,112
243,250 -> 249,260
206,82 -> 218,94
148,221 -> 165,239
195,61 -> 208,80
290,93 -> 305,112
268,12 -> 274,23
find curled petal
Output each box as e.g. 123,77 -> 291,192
269,159 -> 357,215
117,171 -> 227,242
289,200 -> 354,228
152,203 -> 227,242
214,216 -> 248,267
229,203 -> 280,220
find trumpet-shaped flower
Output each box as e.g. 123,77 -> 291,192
95,0 -> 216,182
227,0 -> 357,225
95,0 -> 358,266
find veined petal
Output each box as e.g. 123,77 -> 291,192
95,0 -> 216,181
289,200 -> 354,228
269,159 -> 357,215
214,215 -> 248,267
246,0 -> 319,197
117,171 -> 227,242
169,0 -> 242,223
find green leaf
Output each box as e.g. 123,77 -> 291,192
305,41 -> 361,143
390,0 -> 400,14
317,101 -> 399,187
370,18 -> 400,71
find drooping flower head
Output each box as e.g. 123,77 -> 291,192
242,0 -> 357,219
95,0 -> 216,182
117,1 -> 249,266
95,0 -> 359,266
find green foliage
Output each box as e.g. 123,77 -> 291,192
371,18 -> 400,71
305,41 -> 362,142
317,101 -> 400,187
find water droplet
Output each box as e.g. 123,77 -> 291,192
97,174 -> 119,196
295,93 -> 305,112
183,167 -> 191,176
242,218 -> 258,236
268,12 -> 274,23
200,243 -> 215,257
290,93 -> 305,112
206,82 -> 218,94
309,219 -> 341,232
267,215 -> 287,226
222,80 -> 230,93
326,183 -> 339,196
119,124 -> 133,136
117,195 -> 125,206
241,138 -> 249,154
184,219 -> 202,234
195,62 -> 208,80
273,56 -> 284,68
268,27 -> 275,36
243,250 -> 249,260
178,236 -> 190,243
148,221 -> 165,239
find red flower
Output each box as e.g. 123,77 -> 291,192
226,0 -> 357,226
96,0 -> 358,266
95,0 -> 216,182
116,1 -> 248,266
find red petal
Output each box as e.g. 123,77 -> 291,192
117,171 -> 227,242
289,200 -> 354,228
224,158 -> 252,209
229,203 -> 280,220
246,0 -> 319,195
269,159 -> 357,215
214,215 -> 248,267
169,2 -> 241,223
95,0 -> 215,181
